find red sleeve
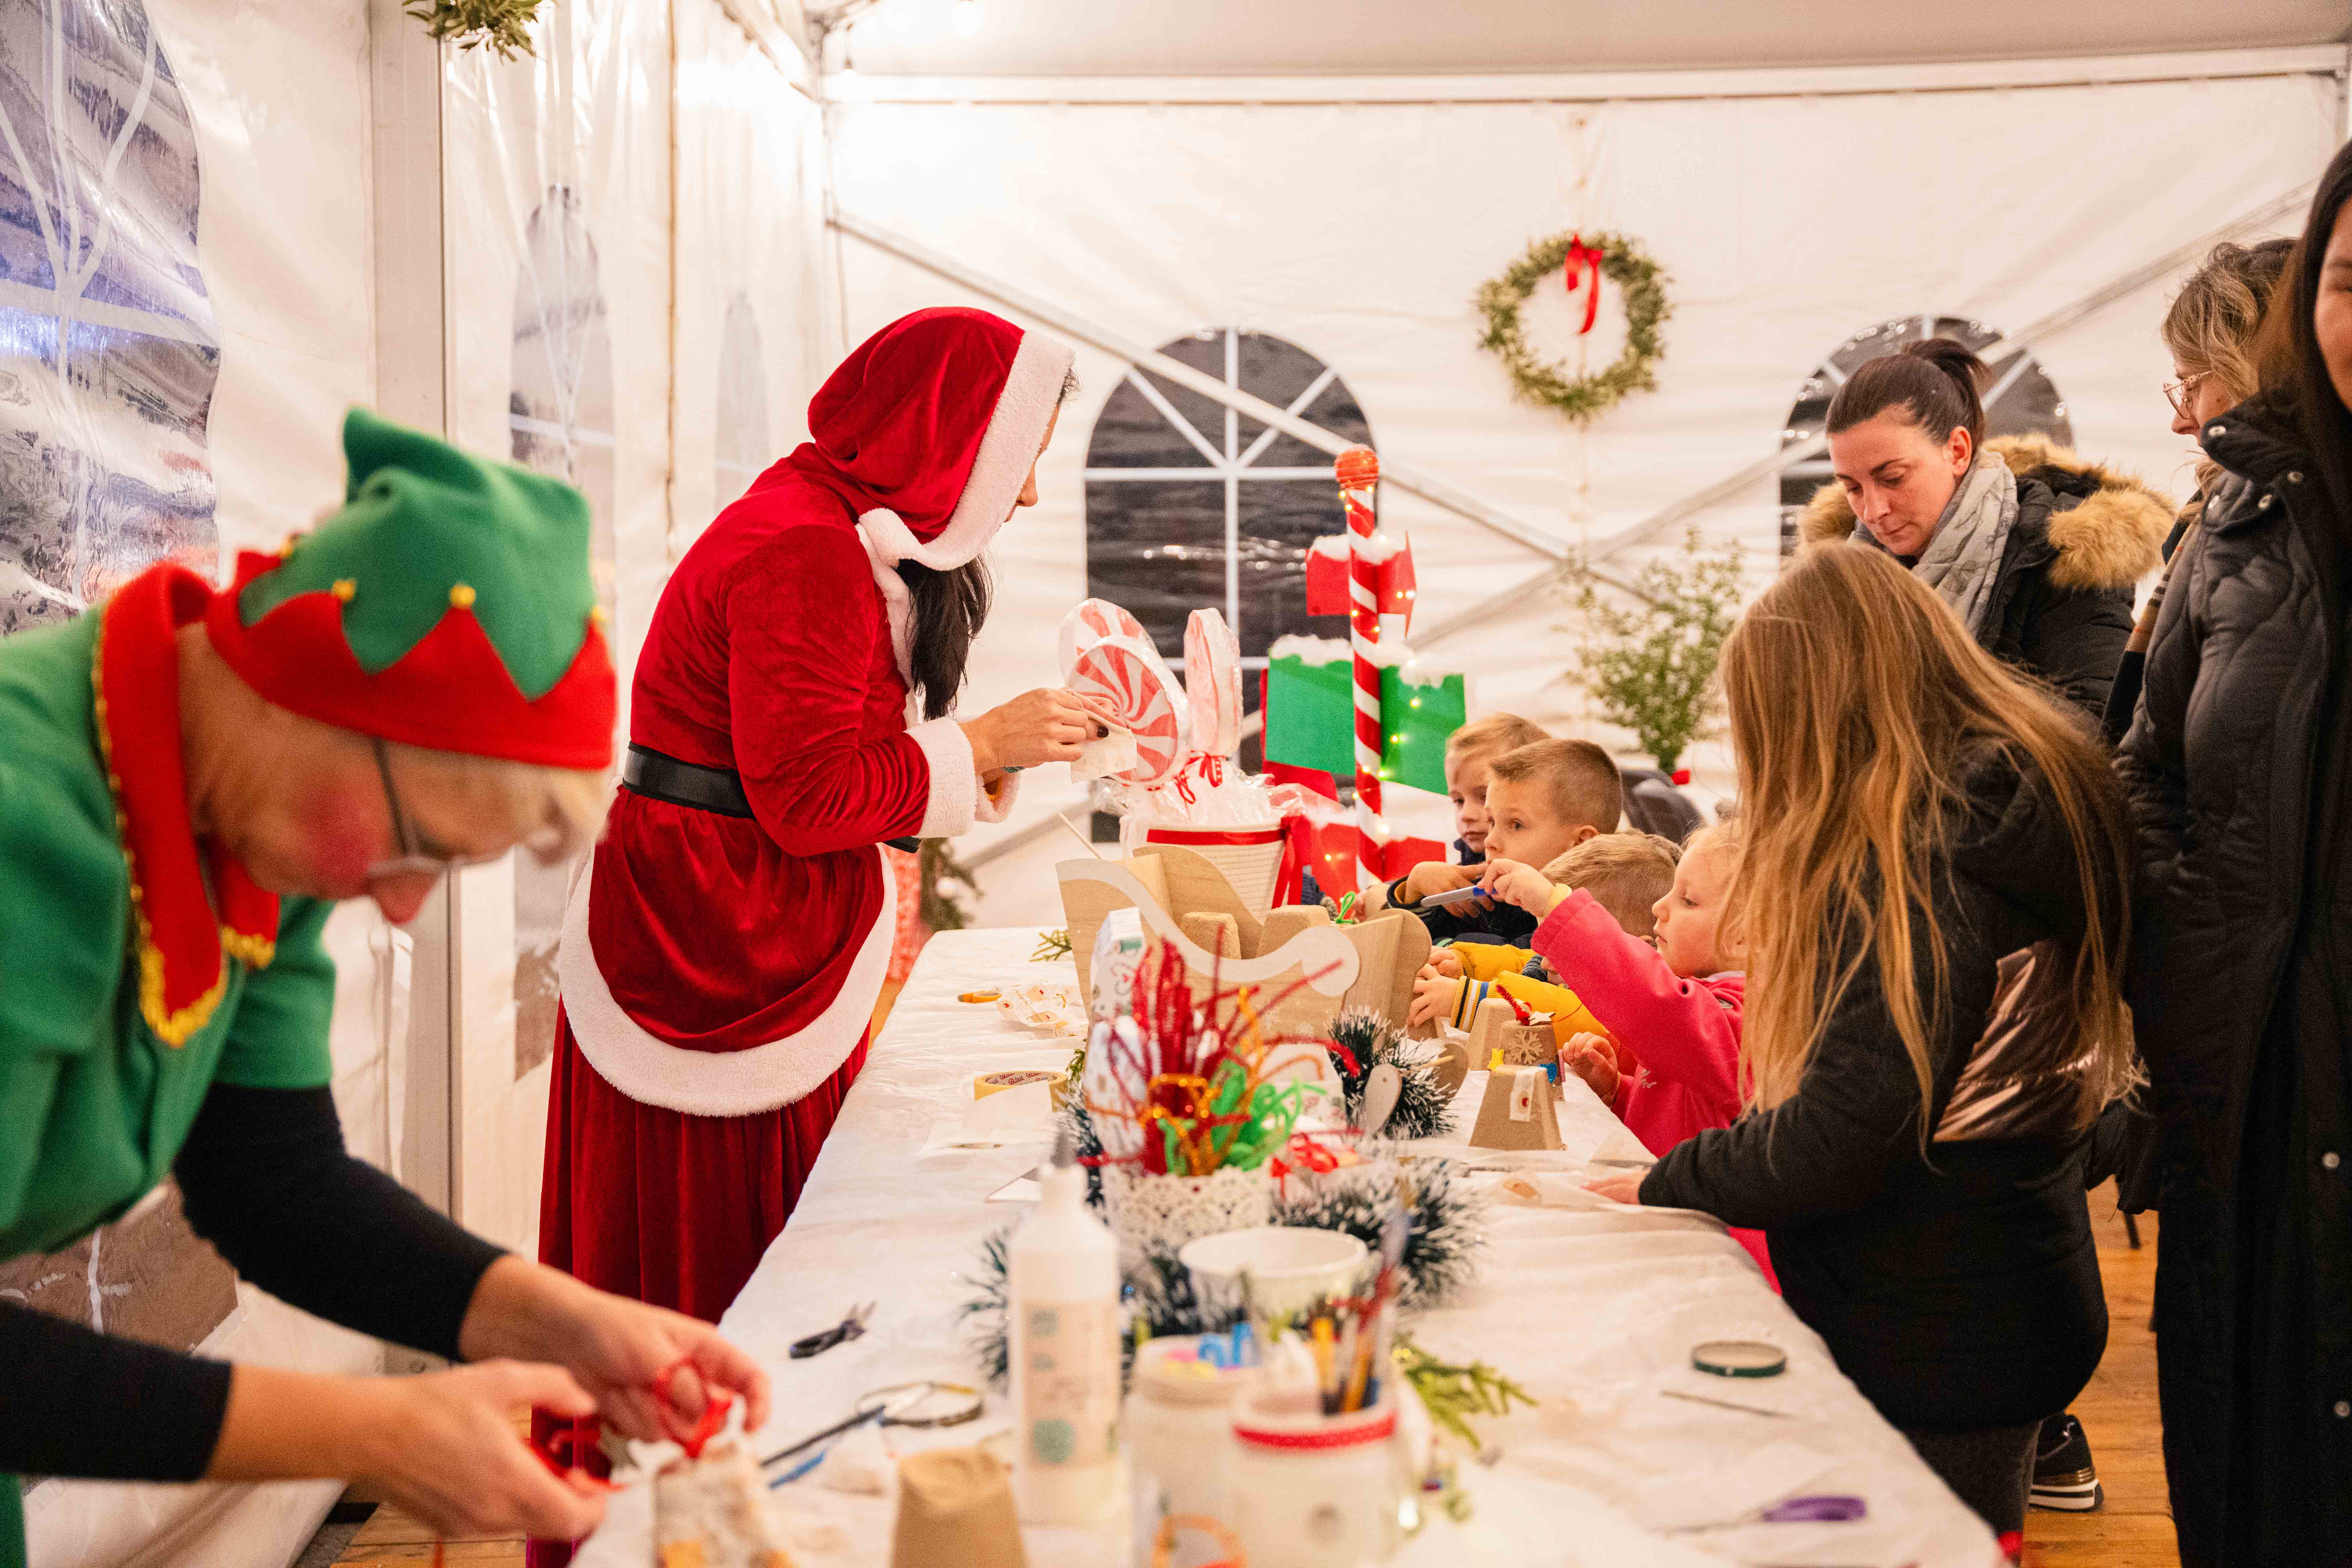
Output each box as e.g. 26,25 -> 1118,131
725,527 -> 977,856
1532,890 -> 1743,1114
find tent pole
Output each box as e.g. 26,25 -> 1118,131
831,209 -> 1649,596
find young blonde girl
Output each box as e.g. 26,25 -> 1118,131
1478,825 -> 1768,1284
1601,544 -> 2134,1543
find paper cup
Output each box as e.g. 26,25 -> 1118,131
1139,821 -> 1289,921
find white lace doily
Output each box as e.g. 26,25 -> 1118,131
1101,1163 -> 1274,1257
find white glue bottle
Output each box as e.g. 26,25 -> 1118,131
1009,1129 -> 1125,1525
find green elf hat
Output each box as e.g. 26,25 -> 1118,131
205,409 -> 617,770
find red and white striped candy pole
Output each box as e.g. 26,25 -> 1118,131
1335,444 -> 1385,891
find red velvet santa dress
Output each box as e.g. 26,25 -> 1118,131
539,308 -> 1075,1322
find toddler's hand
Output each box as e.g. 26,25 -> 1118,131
1558,1031 -> 1620,1101
1425,948 -> 1464,979
1404,861 -> 1480,904
1478,859 -> 1559,915
1408,972 -> 1461,1029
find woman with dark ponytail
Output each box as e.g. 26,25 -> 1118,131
1797,337 -> 2172,719
531,309 -> 1106,1527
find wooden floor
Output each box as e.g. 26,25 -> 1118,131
320,1167 -> 2172,1568
2020,1182 -> 2175,1567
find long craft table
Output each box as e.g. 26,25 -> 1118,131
578,927 -> 2001,1568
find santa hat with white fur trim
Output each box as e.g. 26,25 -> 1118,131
795,307 -> 1074,561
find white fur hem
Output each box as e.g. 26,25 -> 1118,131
557,846 -> 893,1117
855,331 -> 1074,573
906,716 -> 979,837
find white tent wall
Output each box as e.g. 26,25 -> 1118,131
24,7 -> 392,1566
827,56 -> 2342,925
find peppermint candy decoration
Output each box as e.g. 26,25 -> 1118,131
1183,607 -> 1242,759
1058,598 -> 1188,786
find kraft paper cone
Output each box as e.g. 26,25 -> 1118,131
890,1447 -> 1027,1568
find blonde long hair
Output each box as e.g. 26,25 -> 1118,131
1721,546 -> 2133,1133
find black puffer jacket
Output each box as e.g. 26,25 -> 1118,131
1800,435 -> 2171,719
2115,409 -> 2352,1563
1643,749 -> 2113,1432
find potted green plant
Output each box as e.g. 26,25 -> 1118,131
1567,528 -> 1744,778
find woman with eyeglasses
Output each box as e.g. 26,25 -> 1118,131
0,412 -> 768,1568
2100,239 -> 2293,741
2118,142 -> 2352,1562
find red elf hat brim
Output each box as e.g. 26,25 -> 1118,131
206,550 -> 617,771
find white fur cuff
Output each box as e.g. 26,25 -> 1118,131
905,716 -> 980,837
975,769 -> 1021,824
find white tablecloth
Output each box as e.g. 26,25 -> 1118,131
578,928 -> 2000,1568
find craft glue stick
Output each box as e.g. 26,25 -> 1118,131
1010,1130 -> 1125,1525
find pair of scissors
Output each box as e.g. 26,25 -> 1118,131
789,1301 -> 874,1360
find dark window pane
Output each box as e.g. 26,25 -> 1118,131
1089,373 -> 1217,469
1084,478 -> 1224,657
1235,480 -> 1349,657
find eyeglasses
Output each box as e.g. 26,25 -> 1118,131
366,736 -> 507,881
2163,372 -> 2212,419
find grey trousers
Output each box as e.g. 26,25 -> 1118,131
1900,1420 -> 2041,1535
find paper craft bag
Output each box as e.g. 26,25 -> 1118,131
1469,1064 -> 1566,1152
890,1447 -> 1028,1568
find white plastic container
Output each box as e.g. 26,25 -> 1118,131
1125,1337 -> 1248,1568
1228,1393 -> 1404,1566
1010,1132 -> 1126,1525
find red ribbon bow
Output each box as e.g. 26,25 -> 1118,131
1562,234 -> 1606,335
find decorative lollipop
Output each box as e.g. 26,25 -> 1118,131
1058,599 -> 1189,787
1183,607 -> 1242,761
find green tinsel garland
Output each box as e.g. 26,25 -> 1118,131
1474,230 -> 1670,425
405,0 -> 546,59
1327,1008 -> 1457,1143
958,1155 -> 1487,1389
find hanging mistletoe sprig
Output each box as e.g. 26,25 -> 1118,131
406,0 -> 547,60
1474,230 -> 1671,425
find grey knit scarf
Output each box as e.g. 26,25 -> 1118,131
1852,451 -> 2018,639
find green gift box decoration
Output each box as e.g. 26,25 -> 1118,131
1263,635 -> 1464,789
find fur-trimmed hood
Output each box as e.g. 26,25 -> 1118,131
1797,433 -> 2175,593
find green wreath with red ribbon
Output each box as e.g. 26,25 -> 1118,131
1474,230 -> 1670,424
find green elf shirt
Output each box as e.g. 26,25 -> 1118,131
0,565 -> 335,1568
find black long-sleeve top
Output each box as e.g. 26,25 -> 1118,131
1640,752 -> 2111,1432
1,1083 -> 504,1482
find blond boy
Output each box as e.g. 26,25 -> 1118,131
1387,738 -> 1623,945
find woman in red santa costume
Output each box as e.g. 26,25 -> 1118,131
538,307 -> 1102,1330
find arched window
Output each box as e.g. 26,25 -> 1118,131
1778,314 -> 2072,557
0,0 -> 217,635
1083,330 -> 1372,751
714,293 -> 771,504
508,184 -> 615,1077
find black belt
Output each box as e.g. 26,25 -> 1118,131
622,744 -> 920,851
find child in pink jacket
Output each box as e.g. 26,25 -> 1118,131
1480,824 -> 1775,1288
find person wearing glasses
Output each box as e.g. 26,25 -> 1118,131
0,412 -> 768,1568
2101,239 -> 2293,742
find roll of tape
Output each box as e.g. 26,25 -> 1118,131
973,1069 -> 1068,1100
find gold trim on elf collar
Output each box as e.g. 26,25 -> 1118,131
93,574 -> 280,1047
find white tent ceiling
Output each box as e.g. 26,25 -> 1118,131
830,0 -> 2349,77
